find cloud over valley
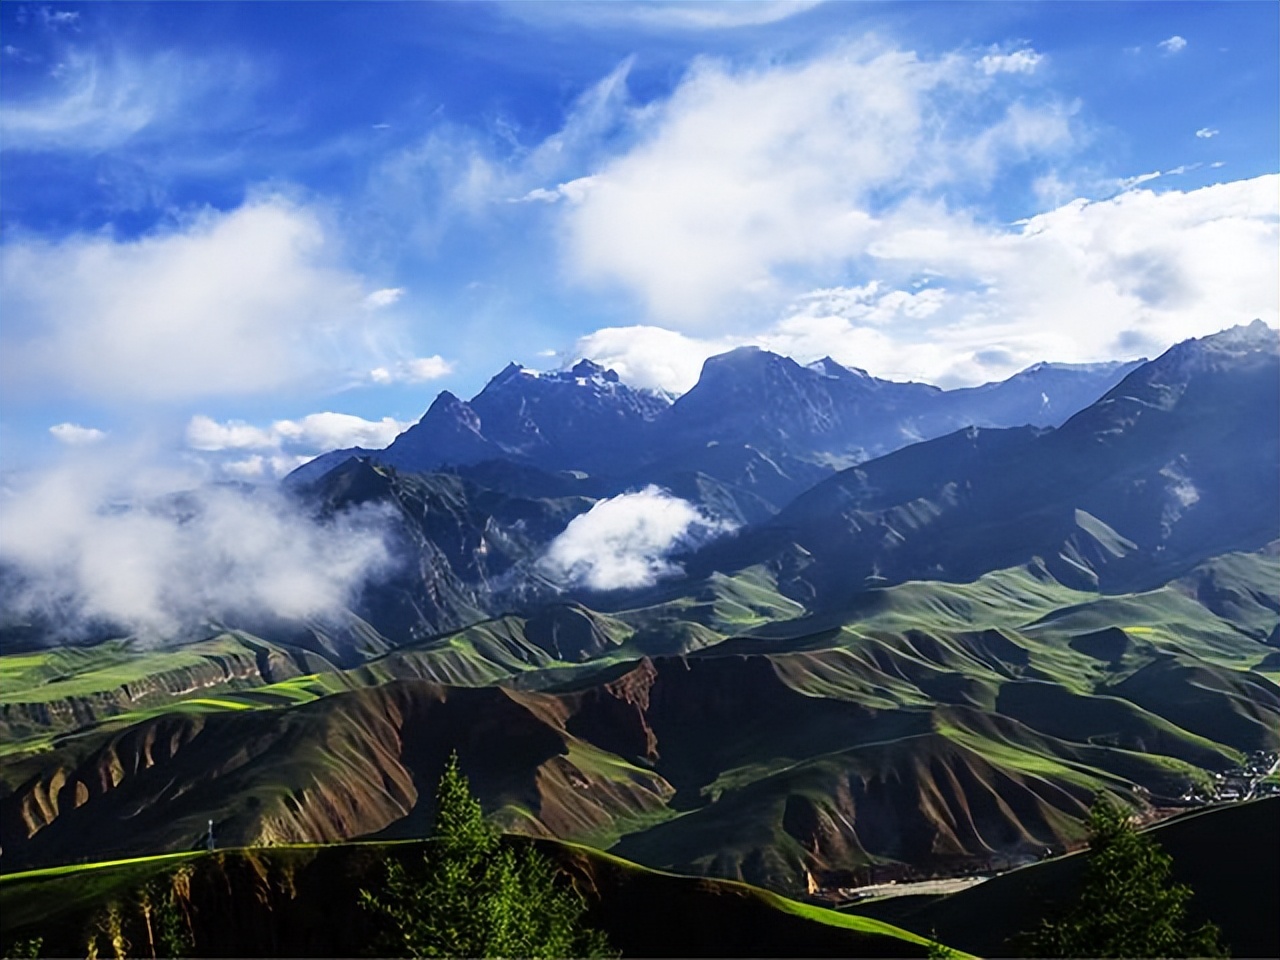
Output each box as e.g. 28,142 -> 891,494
539,486 -> 736,592
0,457 -> 395,643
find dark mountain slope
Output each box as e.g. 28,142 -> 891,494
850,797 -> 1280,959
299,348 -> 1140,518
381,360 -> 672,475
303,457 -> 595,642
708,322 -> 1278,604
0,839 -> 943,959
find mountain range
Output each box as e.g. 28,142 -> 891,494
1,322 -> 1276,914
288,349 -> 1142,519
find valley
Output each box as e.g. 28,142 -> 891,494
1,324 -> 1277,951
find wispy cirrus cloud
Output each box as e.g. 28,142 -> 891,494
504,1 -> 823,32
0,47 -> 256,153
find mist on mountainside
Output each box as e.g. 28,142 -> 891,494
0,454 -> 397,646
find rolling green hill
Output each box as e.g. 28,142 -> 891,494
0,838 -> 955,958
3,550 -> 1275,895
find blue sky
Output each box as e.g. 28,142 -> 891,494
1,0 -> 1277,478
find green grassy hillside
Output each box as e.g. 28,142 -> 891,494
3,551 -> 1275,895
0,838 -> 957,959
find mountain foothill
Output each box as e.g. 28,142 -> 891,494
2,322 -> 1277,928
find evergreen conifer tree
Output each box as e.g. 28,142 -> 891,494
1016,796 -> 1227,958
361,752 -> 613,958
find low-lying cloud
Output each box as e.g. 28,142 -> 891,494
0,457 -> 395,643
539,486 -> 735,591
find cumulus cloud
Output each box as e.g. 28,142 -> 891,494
363,287 -> 405,308
1,197 -> 384,404
539,486 -> 735,591
573,175 -> 1279,390
978,47 -> 1044,75
559,42 -> 1078,323
187,412 -> 411,464
574,326 -> 735,393
0,459 -> 394,642
511,176 -> 599,205
1158,35 -> 1188,54
870,175 -> 1277,377
1195,127 -> 1219,139
368,355 -> 453,384
49,422 -> 107,445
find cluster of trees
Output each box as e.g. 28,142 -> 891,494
360,753 -> 613,959
1015,796 -> 1227,958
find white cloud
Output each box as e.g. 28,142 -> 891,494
1195,127 -> 1219,139
1,197 -> 386,404
506,1 -> 823,32
573,175 -> 1279,389
539,486 -> 735,591
558,43 -> 1076,323
186,416 -> 276,452
368,355 -> 453,384
0,459 -> 393,641
187,412 -> 411,455
1159,36 -> 1188,54
49,422 -> 107,445
978,47 -> 1044,75
857,174 -> 1280,383
363,287 -> 405,308
574,326 -> 735,393
573,283 -> 949,392
514,187 -> 562,204
272,412 -> 410,451
221,454 -> 316,480
511,176 -> 600,205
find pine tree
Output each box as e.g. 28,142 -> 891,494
1016,796 -> 1227,958
361,752 -> 613,958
